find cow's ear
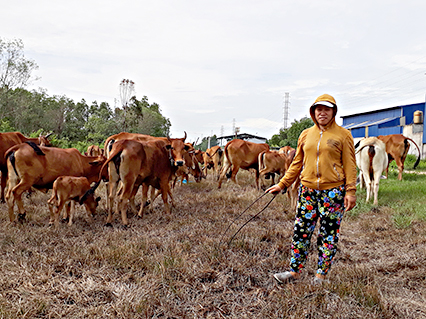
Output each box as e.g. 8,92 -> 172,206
165,144 -> 172,150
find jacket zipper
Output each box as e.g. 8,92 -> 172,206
316,131 -> 322,189
333,164 -> 341,180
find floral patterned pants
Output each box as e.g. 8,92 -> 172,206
289,184 -> 345,276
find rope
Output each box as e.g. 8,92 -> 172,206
219,192 -> 278,247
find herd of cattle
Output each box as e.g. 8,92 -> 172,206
0,131 -> 421,227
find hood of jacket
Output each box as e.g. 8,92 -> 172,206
309,94 -> 338,129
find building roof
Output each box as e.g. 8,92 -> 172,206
342,117 -> 400,129
217,133 -> 267,141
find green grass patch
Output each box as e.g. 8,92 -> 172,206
353,165 -> 426,227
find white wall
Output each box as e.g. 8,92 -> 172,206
403,124 -> 425,158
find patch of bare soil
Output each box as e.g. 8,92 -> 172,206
0,171 -> 424,318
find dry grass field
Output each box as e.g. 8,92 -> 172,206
0,170 -> 425,318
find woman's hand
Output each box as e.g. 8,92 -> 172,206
265,184 -> 284,195
344,195 -> 357,211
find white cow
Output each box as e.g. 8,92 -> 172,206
355,137 -> 388,205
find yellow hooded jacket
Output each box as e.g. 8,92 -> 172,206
277,96 -> 357,196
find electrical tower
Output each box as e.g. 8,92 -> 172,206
283,92 -> 290,129
232,118 -> 236,135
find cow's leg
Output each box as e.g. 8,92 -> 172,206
50,200 -> 66,228
372,171 -> 382,205
218,160 -> 231,188
67,201 -> 74,226
363,173 -> 372,202
128,183 -> 139,213
5,167 -> 20,222
255,169 -> 262,190
395,157 -> 404,181
160,182 -> 171,214
230,165 -> 240,185
116,172 -> 138,226
137,184 -> 150,218
385,154 -> 393,178
106,177 -> 119,225
107,162 -> 119,215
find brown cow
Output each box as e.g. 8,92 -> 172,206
5,142 -> 106,224
258,150 -> 287,189
47,176 -> 101,227
103,132 -> 189,216
194,149 -> 204,166
86,145 -> 104,156
94,139 -> 180,226
0,132 -> 52,202
218,139 -> 269,189
376,134 -> 421,180
173,142 -> 204,186
203,145 -> 223,179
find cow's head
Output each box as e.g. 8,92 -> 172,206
39,132 -> 53,147
183,143 -> 204,182
81,195 -> 101,216
88,155 -> 107,166
166,137 -> 190,167
203,151 -> 214,169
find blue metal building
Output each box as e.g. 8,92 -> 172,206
341,102 -> 426,158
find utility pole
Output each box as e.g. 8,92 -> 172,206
232,118 -> 236,136
283,92 -> 290,129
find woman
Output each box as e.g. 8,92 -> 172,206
266,94 -> 357,284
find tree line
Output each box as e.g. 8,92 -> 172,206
0,38 -> 171,153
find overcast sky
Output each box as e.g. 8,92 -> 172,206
2,0 -> 426,142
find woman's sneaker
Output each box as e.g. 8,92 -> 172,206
273,271 -> 298,284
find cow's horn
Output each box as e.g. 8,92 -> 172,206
183,131 -> 187,141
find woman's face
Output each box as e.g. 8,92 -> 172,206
314,105 -> 334,128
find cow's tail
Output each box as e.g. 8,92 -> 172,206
368,145 -> 376,181
404,137 -> 421,169
25,141 -> 45,155
258,151 -> 266,172
98,145 -> 124,182
5,150 -> 19,179
223,144 -> 233,178
105,138 -> 116,158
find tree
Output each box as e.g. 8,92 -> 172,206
268,117 -> 314,148
0,38 -> 39,123
0,38 -> 38,90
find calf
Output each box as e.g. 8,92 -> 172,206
258,150 -> 287,189
282,147 -> 300,211
203,146 -> 223,179
356,137 -> 388,205
47,176 -> 101,227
